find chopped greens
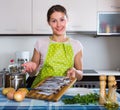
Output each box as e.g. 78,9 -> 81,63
62,93 -> 99,105
104,101 -> 119,110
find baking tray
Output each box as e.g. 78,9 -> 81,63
26,77 -> 77,102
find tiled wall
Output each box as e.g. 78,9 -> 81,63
0,34 -> 120,71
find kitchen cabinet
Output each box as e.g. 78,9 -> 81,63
64,0 -> 97,32
0,0 -> 97,34
97,0 -> 120,12
32,0 -> 54,34
33,0 -> 97,34
97,0 -> 120,36
97,12 -> 120,35
0,0 -> 32,34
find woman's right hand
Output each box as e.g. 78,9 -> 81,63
22,61 -> 37,73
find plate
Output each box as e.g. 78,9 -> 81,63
64,88 -> 94,96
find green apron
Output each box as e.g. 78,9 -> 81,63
31,39 -> 74,88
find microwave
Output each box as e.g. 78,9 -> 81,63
97,12 -> 120,35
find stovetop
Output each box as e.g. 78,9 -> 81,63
83,69 -> 98,74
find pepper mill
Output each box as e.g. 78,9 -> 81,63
108,75 -> 117,103
99,75 -> 107,105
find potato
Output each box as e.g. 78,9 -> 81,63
17,88 -> 29,96
14,91 -> 25,102
2,87 -> 15,95
7,89 -> 16,100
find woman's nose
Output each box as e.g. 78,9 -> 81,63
57,21 -> 61,27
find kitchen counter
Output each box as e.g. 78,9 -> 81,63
97,70 -> 120,76
83,69 -> 120,76
0,88 -> 120,110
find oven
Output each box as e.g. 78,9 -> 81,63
73,70 -> 120,93
73,70 -> 100,88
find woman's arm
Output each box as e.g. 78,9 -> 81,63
31,48 -> 41,69
67,50 -> 83,80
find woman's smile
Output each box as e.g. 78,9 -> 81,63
55,27 -> 64,33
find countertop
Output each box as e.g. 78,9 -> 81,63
83,69 -> 120,76
0,88 -> 120,110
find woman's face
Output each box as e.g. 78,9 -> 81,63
48,11 -> 68,36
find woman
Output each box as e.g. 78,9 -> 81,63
23,5 -> 83,88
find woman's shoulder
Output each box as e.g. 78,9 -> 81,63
36,37 -> 50,44
34,37 -> 50,50
69,38 -> 83,55
70,38 -> 83,48
35,37 -> 50,46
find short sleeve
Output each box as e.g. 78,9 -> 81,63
34,37 -> 50,53
70,38 -> 83,56
34,40 -> 40,52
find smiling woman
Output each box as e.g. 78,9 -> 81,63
22,5 -> 83,88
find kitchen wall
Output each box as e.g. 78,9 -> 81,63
0,35 -> 120,71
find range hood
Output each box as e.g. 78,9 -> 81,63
97,12 -> 120,36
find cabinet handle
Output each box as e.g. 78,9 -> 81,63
111,6 -> 120,9
5,29 -> 17,32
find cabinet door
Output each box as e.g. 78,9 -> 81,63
63,0 -> 97,32
0,0 -> 32,34
97,0 -> 120,12
32,0 -> 55,34
33,0 -> 97,34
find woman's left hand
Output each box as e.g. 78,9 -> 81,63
67,68 -> 76,78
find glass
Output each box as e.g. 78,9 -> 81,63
97,12 -> 120,35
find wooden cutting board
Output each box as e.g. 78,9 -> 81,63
26,77 -> 76,102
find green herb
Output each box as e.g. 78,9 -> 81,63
62,93 -> 99,105
104,101 -> 119,110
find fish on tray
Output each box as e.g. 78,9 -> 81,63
35,77 -> 71,96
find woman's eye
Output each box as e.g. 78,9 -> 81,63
60,18 -> 65,22
51,20 -> 56,23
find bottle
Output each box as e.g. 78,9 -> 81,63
108,76 -> 117,103
8,59 -> 17,73
99,75 -> 107,105
99,81 -> 106,105
106,24 -> 110,33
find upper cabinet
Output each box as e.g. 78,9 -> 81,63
0,0 -> 32,34
97,0 -> 120,12
64,0 -> 97,32
0,0 -> 97,34
1,0 -> 120,35
33,0 -> 97,34
32,0 -> 53,34
97,0 -> 120,36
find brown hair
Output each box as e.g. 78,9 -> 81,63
47,5 -> 68,22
